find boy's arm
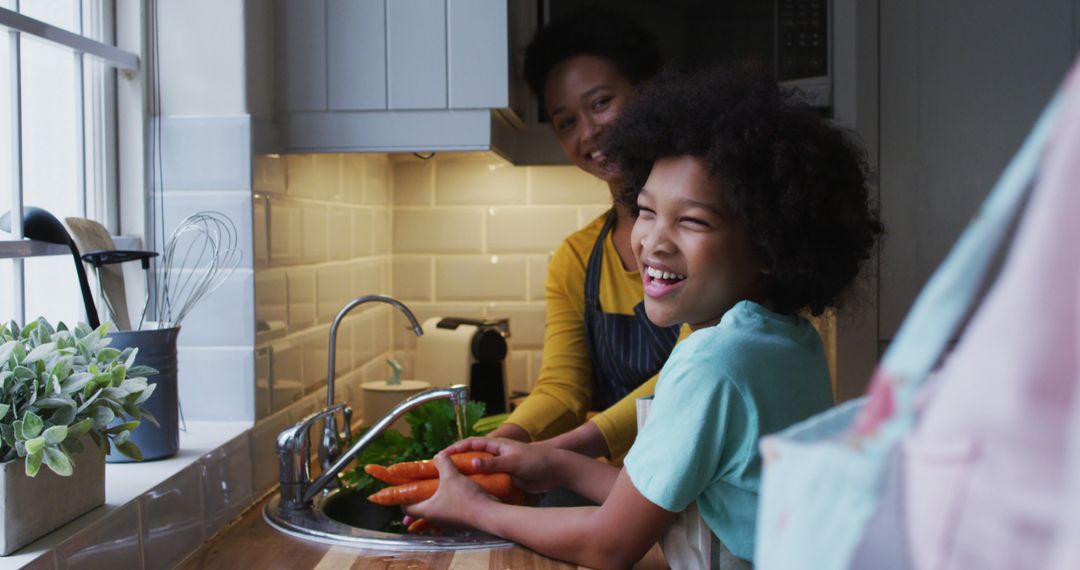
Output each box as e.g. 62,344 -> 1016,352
473,471 -> 676,570
410,453 -> 676,569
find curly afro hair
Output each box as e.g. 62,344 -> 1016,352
604,64 -> 883,316
524,7 -> 662,109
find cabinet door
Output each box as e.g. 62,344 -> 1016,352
387,0 -> 448,109
447,0 -> 508,109
278,0 -> 327,111
327,0 -> 387,110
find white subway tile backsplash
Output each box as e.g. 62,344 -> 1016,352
351,208 -> 375,258
306,155 -> 340,201
255,268 -> 287,342
270,340 -> 303,413
352,259 -> 385,298
328,208 -> 353,260
579,206 -> 611,227
528,165 -> 610,205
485,302 -> 546,349
200,433 -> 254,539
372,208 -> 390,256
364,155 -> 391,207
486,207 -> 578,253
434,255 -> 527,301
375,308 -> 395,355
253,153 -> 286,195
302,329 -> 330,391
177,270 -> 255,347
253,195 -> 268,267
302,204 -> 329,264
140,468 -> 204,569
528,255 -> 549,302
435,161 -> 527,206
255,346 -> 271,419
57,502 -> 141,569
316,265 -> 353,323
250,409 -> 292,496
177,347 -> 255,422
392,161 -> 434,206
392,257 -> 432,301
341,154 -> 366,204
393,208 -> 484,254
349,311 -> 377,370
269,197 -> 303,266
162,116 -> 252,192
285,154 -> 318,198
286,268 -> 316,331
160,190 -> 254,268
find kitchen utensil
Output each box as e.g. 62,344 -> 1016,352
148,211 -> 241,329
64,217 -> 132,330
0,207 -> 100,328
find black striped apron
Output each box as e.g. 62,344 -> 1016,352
583,211 -> 681,410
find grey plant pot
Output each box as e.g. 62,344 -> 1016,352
105,327 -> 180,463
0,439 -> 104,555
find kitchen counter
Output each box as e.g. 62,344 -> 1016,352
178,494 -> 669,569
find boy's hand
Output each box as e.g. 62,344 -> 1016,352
404,452 -> 494,528
441,437 -> 564,494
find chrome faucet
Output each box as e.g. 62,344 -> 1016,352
320,295 -> 424,473
275,384 -> 469,510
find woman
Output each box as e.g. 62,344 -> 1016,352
487,8 -> 685,460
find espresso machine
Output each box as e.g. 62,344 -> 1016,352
415,317 -> 511,414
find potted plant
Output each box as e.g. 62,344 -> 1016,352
0,318 -> 156,555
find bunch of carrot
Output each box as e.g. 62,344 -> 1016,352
364,451 -> 523,533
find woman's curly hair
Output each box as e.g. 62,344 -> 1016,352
604,64 -> 883,316
524,7 -> 662,109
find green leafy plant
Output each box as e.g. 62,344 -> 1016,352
340,399 -> 486,498
0,318 -> 158,477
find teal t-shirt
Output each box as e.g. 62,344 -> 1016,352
624,300 -> 834,561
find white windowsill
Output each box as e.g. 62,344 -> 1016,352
0,421 -> 252,569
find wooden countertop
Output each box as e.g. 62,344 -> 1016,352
179,494 -> 668,569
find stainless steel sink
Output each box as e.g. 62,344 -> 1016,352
263,363 -> 514,550
263,488 -> 514,551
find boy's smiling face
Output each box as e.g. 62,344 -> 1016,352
632,155 -> 767,330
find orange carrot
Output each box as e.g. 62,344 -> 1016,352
406,518 -> 431,533
385,451 -> 494,480
364,464 -> 412,486
367,472 -> 514,506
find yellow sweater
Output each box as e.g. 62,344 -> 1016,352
505,212 -> 689,457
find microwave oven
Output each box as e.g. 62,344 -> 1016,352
541,0 -> 832,109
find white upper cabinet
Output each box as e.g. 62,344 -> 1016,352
275,0 -> 543,156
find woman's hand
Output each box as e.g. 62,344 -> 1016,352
403,452 -> 496,529
441,437 -> 565,494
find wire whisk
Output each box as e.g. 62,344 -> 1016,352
142,211 -> 242,330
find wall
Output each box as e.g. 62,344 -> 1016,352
388,153 -> 612,396
878,0 -> 1080,344
149,1 -> 256,422
250,151 -> 612,421
253,153 -> 394,421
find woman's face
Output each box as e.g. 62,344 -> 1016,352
632,155 -> 767,330
543,54 -> 636,183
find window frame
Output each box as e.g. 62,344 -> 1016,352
1,0 -> 139,324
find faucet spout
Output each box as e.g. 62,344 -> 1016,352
321,295 -> 423,473
304,384 -> 468,505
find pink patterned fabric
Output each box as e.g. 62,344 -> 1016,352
901,65 -> 1080,570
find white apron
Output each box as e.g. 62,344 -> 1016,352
636,397 -> 753,570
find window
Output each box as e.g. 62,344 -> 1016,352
0,0 -> 136,325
